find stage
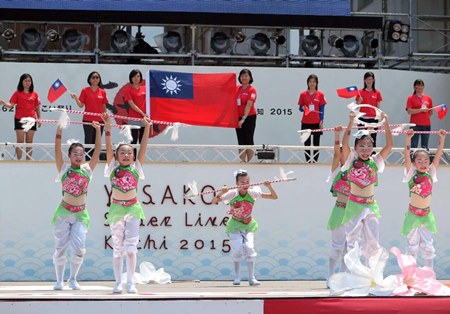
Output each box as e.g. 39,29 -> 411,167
1,280 -> 450,314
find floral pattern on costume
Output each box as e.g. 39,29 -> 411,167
111,167 -> 138,193
228,199 -> 254,223
349,160 -> 377,188
62,169 -> 89,197
409,173 -> 432,198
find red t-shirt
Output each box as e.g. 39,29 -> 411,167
298,90 -> 327,124
236,85 -> 257,117
406,93 -> 433,126
79,87 -> 109,122
9,90 -> 41,119
355,89 -> 382,118
125,85 -> 146,119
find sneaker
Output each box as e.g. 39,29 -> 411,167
112,283 -> 123,294
126,283 -> 138,294
248,278 -> 261,286
53,282 -> 64,290
233,277 -> 241,286
68,279 -> 81,290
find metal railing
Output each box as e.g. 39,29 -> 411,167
1,142 -> 450,165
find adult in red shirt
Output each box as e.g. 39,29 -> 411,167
355,72 -> 383,147
406,79 -> 433,149
298,74 -> 327,163
236,68 -> 257,162
125,69 -> 147,148
71,71 -> 108,159
0,73 -> 41,160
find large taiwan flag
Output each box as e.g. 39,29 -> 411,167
148,70 -> 238,128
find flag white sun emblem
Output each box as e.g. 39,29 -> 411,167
161,76 -> 182,95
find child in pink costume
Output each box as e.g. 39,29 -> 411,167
341,111 -> 392,263
103,115 -> 151,294
52,121 -> 102,290
212,170 -> 278,286
402,129 -> 446,268
326,126 -> 350,280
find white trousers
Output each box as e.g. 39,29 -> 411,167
229,231 -> 257,262
110,214 -> 140,257
330,225 -> 347,260
405,226 -> 435,260
53,215 -> 87,266
345,208 -> 379,260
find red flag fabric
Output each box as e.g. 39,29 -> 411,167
47,79 -> 67,103
336,86 -> 359,98
148,70 -> 238,128
436,104 -> 448,120
303,105 -> 311,116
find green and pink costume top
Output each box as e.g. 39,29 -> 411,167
104,159 -> 146,224
341,150 -> 385,225
52,163 -> 92,227
327,168 -> 350,230
401,164 -> 437,236
220,187 -> 263,235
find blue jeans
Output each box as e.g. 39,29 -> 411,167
411,125 -> 431,149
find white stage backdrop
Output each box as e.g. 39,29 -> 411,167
0,63 -> 449,150
2,162 -> 450,281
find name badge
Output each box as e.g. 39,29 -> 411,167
421,103 -> 427,109
237,98 -> 241,106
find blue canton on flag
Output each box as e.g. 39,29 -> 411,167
52,79 -> 63,91
150,70 -> 194,100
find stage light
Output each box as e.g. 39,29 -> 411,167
163,31 -> 182,53
210,31 -> 230,54
46,29 -> 59,42
20,28 -> 46,51
340,35 -> 360,57
234,32 -> 246,43
111,29 -> 136,53
61,29 -> 89,52
301,34 -> 321,56
384,20 -> 409,43
328,34 -> 343,49
2,28 -> 16,41
271,32 -> 286,45
250,32 -> 271,56
361,32 -> 379,49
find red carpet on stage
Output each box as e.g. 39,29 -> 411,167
265,297 -> 450,314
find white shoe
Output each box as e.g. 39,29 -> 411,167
53,282 -> 64,290
112,283 -> 123,294
68,279 -> 80,290
248,278 -> 261,286
233,277 -> 241,285
126,283 -> 138,294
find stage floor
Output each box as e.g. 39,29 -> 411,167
0,280 -> 330,300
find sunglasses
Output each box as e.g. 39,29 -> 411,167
91,76 -> 100,79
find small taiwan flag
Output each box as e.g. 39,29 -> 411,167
435,104 -> 448,120
47,79 -> 67,103
336,86 -> 359,98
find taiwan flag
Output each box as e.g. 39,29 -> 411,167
336,86 -> 359,98
148,70 -> 238,128
47,79 -> 67,103
436,104 -> 448,120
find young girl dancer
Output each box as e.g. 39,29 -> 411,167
103,114 -> 151,294
327,126 -> 350,280
341,111 -> 393,262
52,121 -> 102,290
402,128 -> 446,268
212,170 -> 278,286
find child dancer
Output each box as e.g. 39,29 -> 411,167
103,115 -> 151,294
402,129 -> 446,268
341,111 -> 393,262
212,170 -> 278,286
327,126 -> 350,280
52,121 -> 102,290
